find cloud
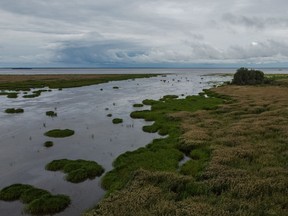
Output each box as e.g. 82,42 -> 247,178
0,0 -> 288,67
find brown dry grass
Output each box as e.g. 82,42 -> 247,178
85,83 -> 288,216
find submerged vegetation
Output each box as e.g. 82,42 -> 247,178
44,129 -> 74,138
86,74 -> 288,216
5,108 -> 24,114
0,184 -> 70,215
46,159 -> 104,183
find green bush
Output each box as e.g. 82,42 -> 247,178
232,67 -> 264,85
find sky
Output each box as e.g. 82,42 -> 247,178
0,0 -> 288,68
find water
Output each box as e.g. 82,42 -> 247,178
0,69 -> 232,215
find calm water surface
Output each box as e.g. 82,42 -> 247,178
0,69 -> 234,215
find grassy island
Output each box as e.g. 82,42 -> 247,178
44,129 -> 74,138
46,159 -> 105,183
0,184 -> 70,215
85,73 -> 288,216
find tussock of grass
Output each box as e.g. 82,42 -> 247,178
45,111 -> 57,117
46,159 -> 104,183
5,108 -> 24,114
112,118 -> 123,124
44,141 -> 53,148
44,129 -> 74,138
0,184 -> 70,215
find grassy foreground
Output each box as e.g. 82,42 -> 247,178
85,78 -> 288,215
0,74 -> 158,91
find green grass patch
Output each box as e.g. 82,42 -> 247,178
44,141 -> 54,148
46,159 -> 105,183
102,94 -> 223,193
5,108 -> 24,114
112,118 -> 123,124
0,184 -> 70,215
46,111 -> 57,117
44,129 -> 74,138
106,113 -> 112,117
133,103 -> 144,107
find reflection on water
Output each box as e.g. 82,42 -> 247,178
0,71 -> 231,216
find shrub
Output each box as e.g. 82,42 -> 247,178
232,67 -> 264,85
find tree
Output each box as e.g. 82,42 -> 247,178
232,67 -> 264,85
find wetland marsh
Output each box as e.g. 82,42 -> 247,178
0,70 -> 231,215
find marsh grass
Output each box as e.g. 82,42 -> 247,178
87,79 -> 288,216
5,108 -> 24,114
102,94 -> 223,193
46,159 -> 104,183
44,129 -> 74,138
112,118 -> 123,124
0,184 -> 70,215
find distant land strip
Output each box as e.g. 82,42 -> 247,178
0,74 -> 159,90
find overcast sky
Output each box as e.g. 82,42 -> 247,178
0,0 -> 288,67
